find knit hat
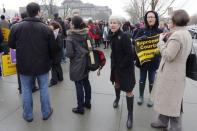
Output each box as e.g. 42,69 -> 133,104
71,16 -> 83,29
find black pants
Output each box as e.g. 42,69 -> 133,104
50,64 -> 63,84
74,76 -> 91,110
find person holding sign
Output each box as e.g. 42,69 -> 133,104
133,11 -> 162,107
0,15 -> 10,54
109,16 -> 136,129
66,16 -> 92,115
151,10 -> 192,131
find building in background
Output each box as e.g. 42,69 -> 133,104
60,0 -> 112,21
19,0 -> 111,21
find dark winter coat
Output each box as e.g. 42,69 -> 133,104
8,17 -> 59,76
133,28 -> 162,70
0,28 -> 3,46
52,33 -> 63,65
54,17 -> 67,38
110,29 -> 135,92
133,11 -> 163,71
66,28 -> 89,81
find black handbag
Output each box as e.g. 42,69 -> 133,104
186,42 -> 197,81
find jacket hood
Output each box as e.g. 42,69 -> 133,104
67,28 -> 88,36
144,11 -> 159,29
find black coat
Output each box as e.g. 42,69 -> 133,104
110,30 -> 135,92
8,17 -> 59,76
0,28 -> 3,52
133,27 -> 163,70
52,33 -> 63,65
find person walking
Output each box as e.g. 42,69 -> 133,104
66,16 -> 92,115
151,10 -> 192,131
109,15 -> 136,129
8,2 -> 59,122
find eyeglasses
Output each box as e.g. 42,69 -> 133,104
147,16 -> 156,19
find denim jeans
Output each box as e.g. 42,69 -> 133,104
74,76 -> 91,110
20,73 -> 51,120
139,68 -> 156,85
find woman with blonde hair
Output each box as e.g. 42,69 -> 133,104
109,15 -> 136,129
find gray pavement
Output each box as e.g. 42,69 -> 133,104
0,49 -> 197,131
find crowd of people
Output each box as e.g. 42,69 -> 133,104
0,2 -> 193,131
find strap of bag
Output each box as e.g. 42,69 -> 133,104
190,40 -> 196,55
87,39 -> 95,64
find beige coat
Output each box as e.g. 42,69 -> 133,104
153,26 -> 192,117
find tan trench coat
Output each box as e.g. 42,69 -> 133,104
153,26 -> 192,117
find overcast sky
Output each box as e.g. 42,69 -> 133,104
0,0 -> 196,19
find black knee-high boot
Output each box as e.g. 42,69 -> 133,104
113,88 -> 120,108
126,96 -> 134,129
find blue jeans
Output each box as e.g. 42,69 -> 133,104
74,76 -> 91,110
139,69 -> 156,85
20,73 -> 51,120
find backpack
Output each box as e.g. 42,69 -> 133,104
86,40 -> 106,74
87,50 -> 106,71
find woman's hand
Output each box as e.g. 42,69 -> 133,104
159,33 -> 167,42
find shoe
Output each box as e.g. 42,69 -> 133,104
113,99 -> 119,108
137,96 -> 144,105
43,108 -> 53,120
72,108 -> 84,115
58,79 -> 63,82
147,98 -> 154,107
84,103 -> 91,109
23,116 -> 33,122
151,122 -> 168,129
49,82 -> 57,87
23,117 -> 33,122
32,86 -> 39,93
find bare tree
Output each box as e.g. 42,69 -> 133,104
126,0 -> 176,24
34,0 -> 62,18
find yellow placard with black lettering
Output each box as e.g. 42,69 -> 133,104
135,34 -> 160,65
1,28 -> 10,42
1,55 -> 16,76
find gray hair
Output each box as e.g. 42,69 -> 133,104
108,15 -> 124,25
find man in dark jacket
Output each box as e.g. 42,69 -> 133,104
8,2 -> 59,122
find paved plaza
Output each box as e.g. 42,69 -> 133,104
0,49 -> 197,131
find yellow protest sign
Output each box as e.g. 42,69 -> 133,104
1,54 -> 17,76
135,34 -> 160,65
1,28 -> 10,42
